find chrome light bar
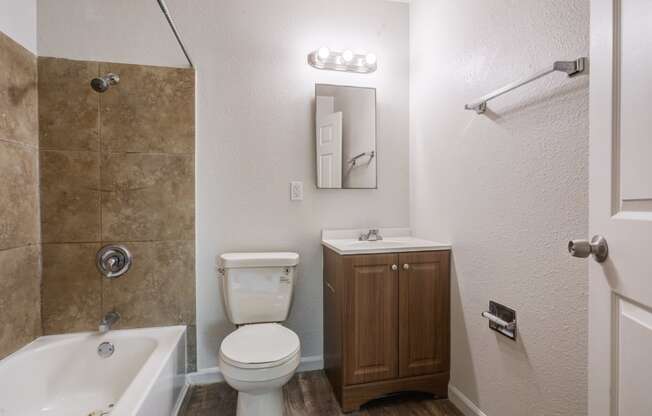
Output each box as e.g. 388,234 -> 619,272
308,47 -> 377,74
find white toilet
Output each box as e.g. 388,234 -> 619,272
218,252 -> 301,416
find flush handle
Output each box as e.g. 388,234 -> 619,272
568,235 -> 609,263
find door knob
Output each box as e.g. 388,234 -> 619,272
403,264 -> 410,270
391,264 -> 398,271
568,235 -> 608,263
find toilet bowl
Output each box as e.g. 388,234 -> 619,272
219,323 -> 300,416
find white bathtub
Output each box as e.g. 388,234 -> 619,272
0,326 -> 187,416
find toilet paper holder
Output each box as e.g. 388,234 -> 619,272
482,301 -> 517,340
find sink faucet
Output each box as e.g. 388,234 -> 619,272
99,311 -> 120,334
359,229 -> 383,241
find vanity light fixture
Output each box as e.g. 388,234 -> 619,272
308,47 -> 377,74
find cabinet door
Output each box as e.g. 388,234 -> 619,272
344,253 -> 398,385
398,251 -> 450,377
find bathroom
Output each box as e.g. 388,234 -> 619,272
1,0 -> 649,415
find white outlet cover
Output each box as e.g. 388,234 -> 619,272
291,181 -> 303,201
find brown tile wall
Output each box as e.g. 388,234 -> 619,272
0,31 -> 42,359
38,57 -> 196,368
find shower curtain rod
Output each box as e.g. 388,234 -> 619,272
156,0 -> 194,68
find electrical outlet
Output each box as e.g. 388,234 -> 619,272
290,181 -> 303,201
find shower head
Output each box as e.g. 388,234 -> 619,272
90,73 -> 120,93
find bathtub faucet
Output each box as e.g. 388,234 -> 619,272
99,311 -> 120,334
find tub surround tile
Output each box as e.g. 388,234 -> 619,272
0,141 -> 40,250
99,62 -> 195,154
0,30 -> 40,360
35,57 -> 196,366
101,153 -> 195,242
102,240 -> 195,329
38,57 -> 100,151
0,246 -> 41,360
0,31 -> 38,147
40,150 -> 101,243
41,243 -> 103,334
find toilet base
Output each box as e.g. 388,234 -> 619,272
236,388 -> 283,416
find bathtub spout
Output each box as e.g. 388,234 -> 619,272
99,311 -> 120,333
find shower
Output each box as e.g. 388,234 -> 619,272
90,73 -> 120,93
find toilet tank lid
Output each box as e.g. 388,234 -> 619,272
219,252 -> 299,268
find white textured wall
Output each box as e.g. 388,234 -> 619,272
37,0 -> 410,370
0,0 -> 37,52
409,1 -> 589,415
190,0 -> 409,370
37,0 -> 182,66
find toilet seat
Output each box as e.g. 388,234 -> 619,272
220,323 -> 300,369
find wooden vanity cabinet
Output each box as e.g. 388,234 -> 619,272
323,247 -> 450,412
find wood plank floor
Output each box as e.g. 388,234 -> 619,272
179,370 -> 464,416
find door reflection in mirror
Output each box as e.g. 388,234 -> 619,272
315,84 -> 377,189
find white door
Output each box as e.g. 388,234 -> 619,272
589,0 -> 652,415
316,111 -> 343,188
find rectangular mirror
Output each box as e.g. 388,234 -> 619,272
315,84 -> 377,189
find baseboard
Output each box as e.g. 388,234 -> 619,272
187,355 -> 324,385
172,382 -> 191,416
187,366 -> 224,385
297,354 -> 324,372
448,384 -> 488,416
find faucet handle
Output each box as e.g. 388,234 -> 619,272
359,228 -> 383,241
369,229 -> 382,241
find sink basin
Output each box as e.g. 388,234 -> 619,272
322,228 -> 451,255
344,239 -> 415,248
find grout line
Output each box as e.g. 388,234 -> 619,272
97,62 -> 105,316
35,56 -> 45,338
41,239 -> 194,245
39,148 -> 100,154
0,137 -> 39,150
104,151 -> 194,156
38,148 -> 193,156
41,241 -> 102,246
0,242 -> 40,252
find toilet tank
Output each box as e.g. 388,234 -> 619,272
219,252 -> 299,325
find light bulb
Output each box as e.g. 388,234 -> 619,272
317,47 -> 330,60
342,50 -> 354,62
365,53 -> 377,65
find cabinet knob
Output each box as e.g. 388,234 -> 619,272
391,264 -> 398,271
403,263 -> 410,270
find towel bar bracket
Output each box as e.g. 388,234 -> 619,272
554,58 -> 585,77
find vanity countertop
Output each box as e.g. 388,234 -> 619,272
321,228 -> 451,255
